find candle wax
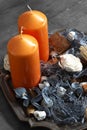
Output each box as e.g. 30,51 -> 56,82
7,34 -> 41,89
18,10 -> 49,62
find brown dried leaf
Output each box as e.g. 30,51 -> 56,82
49,32 -> 71,54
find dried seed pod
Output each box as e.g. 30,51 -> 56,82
40,76 -> 48,83
79,45 -> 87,61
26,105 -> 35,116
33,110 -> 46,120
80,82 -> 87,93
58,54 -> 83,72
67,31 -> 76,41
4,54 -> 10,71
85,107 -> 87,120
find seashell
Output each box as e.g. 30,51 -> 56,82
33,110 -> 46,120
80,82 -> 87,93
58,54 -> 83,72
67,31 -> 75,41
4,54 -> 10,71
57,87 -> 66,97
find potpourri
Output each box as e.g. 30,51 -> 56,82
2,28 -> 87,126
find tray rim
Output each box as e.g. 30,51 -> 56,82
0,72 -> 87,130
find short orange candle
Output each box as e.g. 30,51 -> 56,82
18,10 -> 49,62
7,34 -> 41,89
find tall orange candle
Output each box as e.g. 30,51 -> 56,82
7,34 -> 41,89
18,10 -> 49,62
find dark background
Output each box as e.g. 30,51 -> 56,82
0,0 -> 87,129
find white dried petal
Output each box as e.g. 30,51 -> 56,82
41,76 -> 48,82
38,83 -> 45,90
67,31 -> 75,41
58,54 -> 83,72
33,111 -> 46,120
43,81 -> 50,87
57,87 -> 66,96
4,54 -> 10,71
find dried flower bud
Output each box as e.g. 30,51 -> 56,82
58,54 -> 83,72
67,31 -> 75,41
33,110 -> 46,120
80,82 -> 87,93
4,54 -> 10,71
26,105 -> 35,116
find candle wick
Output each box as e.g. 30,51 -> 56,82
27,4 -> 32,12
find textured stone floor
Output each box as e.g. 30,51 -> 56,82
0,0 -> 87,130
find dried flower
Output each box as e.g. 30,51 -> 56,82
58,54 -> 83,72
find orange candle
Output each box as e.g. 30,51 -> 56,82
7,34 -> 41,89
18,10 -> 49,62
